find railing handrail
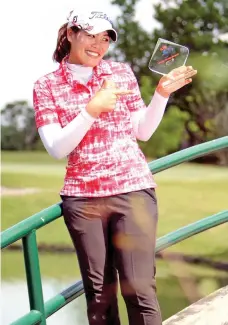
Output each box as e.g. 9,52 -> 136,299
1,136 -> 228,325
148,136 -> 228,174
155,210 -> 228,252
1,136 -> 228,249
1,204 -> 62,249
10,210 -> 228,325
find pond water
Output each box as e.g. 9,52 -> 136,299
2,251 -> 228,325
2,279 -> 89,325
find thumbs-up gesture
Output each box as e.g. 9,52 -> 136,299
86,79 -> 133,118
156,66 -> 197,98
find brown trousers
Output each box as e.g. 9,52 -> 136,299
61,188 -> 162,325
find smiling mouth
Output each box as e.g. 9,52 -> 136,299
85,50 -> 100,58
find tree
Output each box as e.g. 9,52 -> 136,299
153,0 -> 228,147
111,0 -> 228,163
110,0 -> 155,78
1,101 -> 41,150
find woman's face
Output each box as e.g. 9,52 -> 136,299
67,29 -> 110,67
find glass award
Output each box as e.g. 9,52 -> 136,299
148,38 -> 189,75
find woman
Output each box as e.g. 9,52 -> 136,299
33,9 -> 197,325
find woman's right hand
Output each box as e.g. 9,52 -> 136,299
86,79 -> 133,118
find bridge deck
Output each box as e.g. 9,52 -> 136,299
163,285 -> 228,325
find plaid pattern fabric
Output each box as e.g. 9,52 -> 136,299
33,57 -> 157,197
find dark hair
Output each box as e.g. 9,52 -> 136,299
53,23 -> 80,63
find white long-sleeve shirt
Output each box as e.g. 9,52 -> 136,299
38,62 -> 169,159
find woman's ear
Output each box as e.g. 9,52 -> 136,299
67,28 -> 73,43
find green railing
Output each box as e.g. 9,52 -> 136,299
1,136 -> 228,325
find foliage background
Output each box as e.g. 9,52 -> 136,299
1,0 -> 228,163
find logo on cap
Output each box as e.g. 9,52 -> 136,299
89,11 -> 113,25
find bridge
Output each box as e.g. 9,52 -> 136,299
1,136 -> 228,325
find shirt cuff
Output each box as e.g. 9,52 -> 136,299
81,108 -> 97,122
154,90 -> 170,102
155,86 -> 170,98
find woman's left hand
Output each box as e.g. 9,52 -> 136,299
156,65 -> 197,98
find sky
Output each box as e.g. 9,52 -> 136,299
1,1 -> 227,109
0,0 -> 159,109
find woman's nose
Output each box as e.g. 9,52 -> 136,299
91,40 -> 99,47
91,36 -> 103,46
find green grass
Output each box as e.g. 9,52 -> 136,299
1,172 -> 63,189
1,150 -> 66,165
1,151 -> 228,255
1,150 -> 228,321
2,151 -> 228,259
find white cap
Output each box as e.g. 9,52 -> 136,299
67,10 -> 117,42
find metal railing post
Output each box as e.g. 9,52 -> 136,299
22,230 -> 46,325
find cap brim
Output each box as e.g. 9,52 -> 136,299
87,27 -> 117,42
107,29 -> 117,42
67,10 -> 118,42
